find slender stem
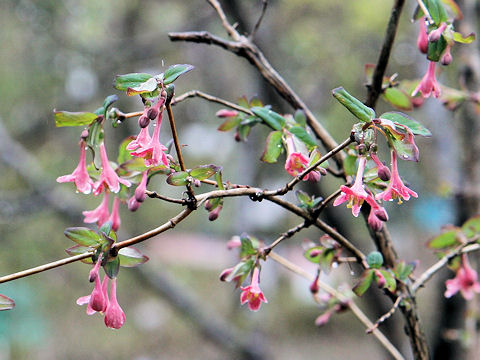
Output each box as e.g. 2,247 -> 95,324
146,190 -> 187,204
165,102 -> 196,202
367,295 -> 404,333
0,252 -> 93,284
263,221 -> 307,255
416,0 -> 434,24
268,251 -> 405,360
124,110 -> 143,118
173,90 -> 253,115
250,0 -> 268,40
207,0 -> 240,40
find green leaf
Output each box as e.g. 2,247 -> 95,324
218,116 -> 242,131
343,154 -> 357,176
462,215 -> 480,238
104,256 -> 120,279
367,251 -> 384,269
383,88 -> 413,111
394,261 -> 415,281
240,234 -> 257,257
332,87 -> 376,122
166,171 -> 190,186
296,190 -> 312,207
378,270 -> 397,292
428,228 -> 461,249
118,247 -> 149,267
294,109 -> 307,127
102,95 -> 119,112
99,221 -> 113,237
353,270 -> 374,297
251,107 -> 286,130
261,131 -> 283,163
426,0 -> 449,24
453,31 -> 476,44
215,171 -> 224,190
427,35 -> 447,62
380,121 -> 419,162
236,124 -> 251,141
190,165 -> 219,180
114,73 -> 152,91
380,112 -> 431,137
441,0 -> 462,19
126,77 -> 158,96
117,137 -> 135,164
0,294 -> 15,311
54,111 -> 98,127
64,227 -> 102,247
289,126 -> 317,149
65,244 -> 94,264
163,64 -> 194,85
226,260 -> 254,286
86,121 -> 104,149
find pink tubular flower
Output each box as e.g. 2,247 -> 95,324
375,150 -> 418,204
83,191 -> 110,227
240,267 -> 268,312
365,194 -> 389,232
109,197 -> 121,231
333,156 -> 369,217
412,61 -> 441,99
417,17 -> 428,54
216,109 -> 239,118
134,171 -> 148,203
441,45 -> 452,66
445,254 -> 480,300
56,140 -> 94,194
284,134 -> 320,181
94,142 -> 131,195
126,127 -> 152,151
130,110 -> 169,167
77,275 -> 109,315
104,278 -> 126,329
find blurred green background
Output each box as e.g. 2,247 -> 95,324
0,0 -> 466,359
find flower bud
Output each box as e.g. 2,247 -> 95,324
147,107 -> 159,120
208,206 -> 222,221
138,115 -> 150,128
309,249 -> 322,258
216,109 -> 239,118
128,196 -> 140,212
417,18 -> 428,54
377,165 -> 391,181
234,132 -> 241,142
315,311 -> 332,327
81,129 -> 89,140
374,208 -> 389,222
219,267 -> 233,281
441,46 -> 452,66
428,23 -> 447,42
374,269 -> 386,288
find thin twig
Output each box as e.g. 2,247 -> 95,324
263,221 -> 307,255
250,0 -> 268,40
146,190 -> 186,204
207,0 -> 241,40
416,0 -> 434,24
268,251 -> 405,360
367,295 -> 404,334
172,90 -> 253,115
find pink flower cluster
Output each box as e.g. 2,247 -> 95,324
284,132 -> 321,182
77,256 -> 126,329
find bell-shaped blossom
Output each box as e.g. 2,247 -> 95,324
57,141 -> 94,194
94,143 -> 131,195
240,267 -> 268,311
412,61 -> 441,99
83,191 -> 110,227
441,45 -> 452,66
77,273 -> 109,316
134,171 -> 148,203
445,254 -> 480,300
417,17 -> 428,54
284,133 -> 321,181
130,111 -> 169,167
126,127 -> 152,151
104,278 -> 126,329
365,194 -> 389,232
108,197 -> 121,231
333,156 -> 369,217
376,150 -> 418,204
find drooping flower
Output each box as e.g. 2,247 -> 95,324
126,127 -> 152,151
445,254 -> 480,300
284,133 -> 321,181
333,156 -> 369,217
56,140 -> 94,194
365,194 -> 389,232
240,267 -> 268,311
88,273 -> 108,313
77,275 -> 109,316
94,142 -> 131,195
130,110 -> 169,167
417,17 -> 428,54
428,22 -> 447,42
108,197 -> 121,231
134,171 -> 148,203
104,278 -> 126,329
412,61 -> 442,99
83,191 -> 110,227
441,44 -> 453,66
375,150 -> 418,204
